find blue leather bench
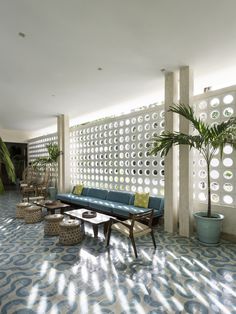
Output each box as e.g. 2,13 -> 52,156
57,188 -> 164,222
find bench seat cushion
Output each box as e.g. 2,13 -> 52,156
112,204 -> 163,218
88,199 -> 124,214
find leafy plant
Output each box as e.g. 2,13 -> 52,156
33,143 -> 62,187
0,137 -> 16,193
149,104 -> 236,218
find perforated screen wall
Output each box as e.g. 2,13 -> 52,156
28,133 -> 58,180
70,104 -> 165,196
28,133 -> 58,163
193,88 -> 236,206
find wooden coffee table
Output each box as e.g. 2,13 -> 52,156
33,200 -> 70,215
64,209 -> 113,238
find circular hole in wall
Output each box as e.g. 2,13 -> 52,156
199,101 -> 207,109
198,192 -> 206,201
210,98 -> 220,107
223,107 -> 234,117
223,158 -> 233,167
210,170 -> 219,179
223,145 -> 233,155
211,182 -> 219,191
223,195 -> 233,204
223,94 -> 234,104
223,183 -> 233,192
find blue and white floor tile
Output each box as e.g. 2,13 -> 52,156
0,191 -> 236,313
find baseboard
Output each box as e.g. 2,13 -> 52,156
221,232 -> 236,243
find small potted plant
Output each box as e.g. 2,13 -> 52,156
149,104 -> 236,244
0,137 -> 16,193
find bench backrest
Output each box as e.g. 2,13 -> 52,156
87,188 -> 108,200
107,191 -> 132,204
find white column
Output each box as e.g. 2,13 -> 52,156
164,71 -> 178,233
179,66 -> 193,237
57,114 -> 70,193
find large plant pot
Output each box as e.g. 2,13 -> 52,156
48,187 -> 57,201
194,211 -> 224,245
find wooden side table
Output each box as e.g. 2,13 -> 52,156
34,200 -> 70,215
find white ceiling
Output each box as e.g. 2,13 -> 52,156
1,0 -> 236,132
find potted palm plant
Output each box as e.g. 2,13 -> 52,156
33,143 -> 62,200
0,137 -> 16,193
149,104 -> 236,244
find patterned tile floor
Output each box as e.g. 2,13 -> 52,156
0,191 -> 236,314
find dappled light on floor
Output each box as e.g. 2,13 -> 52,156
0,191 -> 236,313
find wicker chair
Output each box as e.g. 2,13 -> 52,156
35,167 -> 50,198
106,209 -> 156,258
20,166 -> 49,200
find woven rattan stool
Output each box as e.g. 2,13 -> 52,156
44,214 -> 64,236
24,205 -> 42,224
59,219 -> 83,245
16,202 -> 31,219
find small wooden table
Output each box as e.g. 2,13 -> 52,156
64,209 -> 113,238
33,200 -> 70,215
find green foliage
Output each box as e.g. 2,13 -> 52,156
0,137 -> 16,193
149,104 -> 236,217
33,143 -> 62,168
32,143 -> 62,188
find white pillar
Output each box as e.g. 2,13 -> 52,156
57,114 -> 70,193
179,66 -> 193,237
164,71 -> 178,233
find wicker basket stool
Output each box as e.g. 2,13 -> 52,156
59,219 -> 83,245
24,205 -> 42,224
44,214 -> 64,236
16,202 -> 31,219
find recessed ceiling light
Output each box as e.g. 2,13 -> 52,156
97,67 -> 103,71
18,32 -> 26,38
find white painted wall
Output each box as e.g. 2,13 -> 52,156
0,125 -> 57,143
0,128 -> 31,143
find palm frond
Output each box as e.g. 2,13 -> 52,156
208,117 -> 236,158
149,132 -> 204,157
46,143 -> 62,163
0,137 -> 16,184
169,103 -> 208,135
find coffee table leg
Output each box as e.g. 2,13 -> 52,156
93,225 -> 98,238
104,222 -> 109,236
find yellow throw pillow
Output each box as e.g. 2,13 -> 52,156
134,192 -> 149,208
73,184 -> 84,196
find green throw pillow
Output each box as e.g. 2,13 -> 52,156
73,184 -> 84,196
134,192 -> 149,208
